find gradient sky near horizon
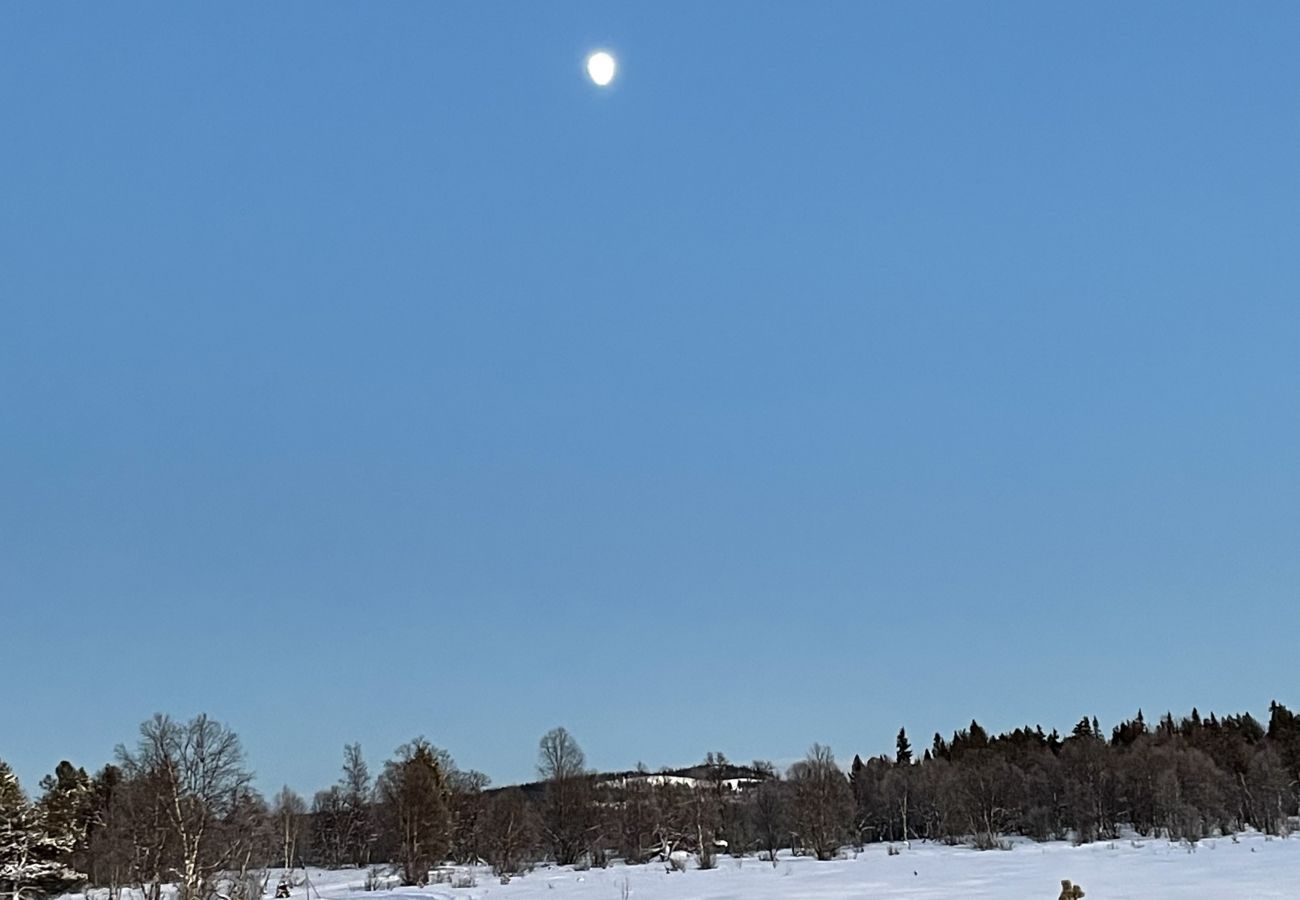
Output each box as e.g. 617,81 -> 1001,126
3,2 -> 1299,796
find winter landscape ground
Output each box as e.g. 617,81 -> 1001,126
77,835 -> 1300,900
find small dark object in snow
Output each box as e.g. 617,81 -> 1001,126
275,884 -> 291,899
1058,879 -> 1085,899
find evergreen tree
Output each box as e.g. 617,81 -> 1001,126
848,755 -> 866,797
378,739 -> 452,886
1111,711 -> 1147,748
895,729 -> 913,765
847,754 -> 870,845
36,762 -> 93,883
36,763 -> 93,853
0,761 -> 83,900
1266,701 -> 1300,782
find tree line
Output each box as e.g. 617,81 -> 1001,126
3,702 -> 1300,899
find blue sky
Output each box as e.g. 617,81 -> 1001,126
2,2 -> 1299,795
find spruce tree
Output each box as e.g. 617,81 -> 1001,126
36,763 -> 93,862
895,729 -> 913,765
0,761 -> 83,900
378,739 -> 453,885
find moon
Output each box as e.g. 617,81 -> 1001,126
586,51 -> 616,87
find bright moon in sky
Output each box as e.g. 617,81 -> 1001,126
586,51 -> 616,86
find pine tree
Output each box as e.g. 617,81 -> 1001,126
0,761 -> 83,900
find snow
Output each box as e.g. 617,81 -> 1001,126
242,834 -> 1300,900
596,776 -> 760,792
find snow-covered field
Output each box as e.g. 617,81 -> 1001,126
273,834 -> 1300,900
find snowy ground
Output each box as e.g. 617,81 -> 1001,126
270,834 -> 1300,900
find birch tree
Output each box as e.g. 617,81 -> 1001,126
271,788 -> 306,871
115,714 -> 254,900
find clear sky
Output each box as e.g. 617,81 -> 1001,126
3,2 -> 1299,797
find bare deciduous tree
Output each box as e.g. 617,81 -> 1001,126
536,728 -> 591,866
447,769 -> 489,865
339,745 -> 373,868
114,714 -> 255,900
482,789 -> 539,877
614,777 -> 662,865
957,751 -> 1017,850
103,766 -> 170,900
537,728 -> 586,783
788,744 -> 852,861
271,788 -> 306,871
750,767 -> 786,866
309,788 -> 345,869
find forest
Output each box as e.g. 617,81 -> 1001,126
3,702 -> 1299,900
